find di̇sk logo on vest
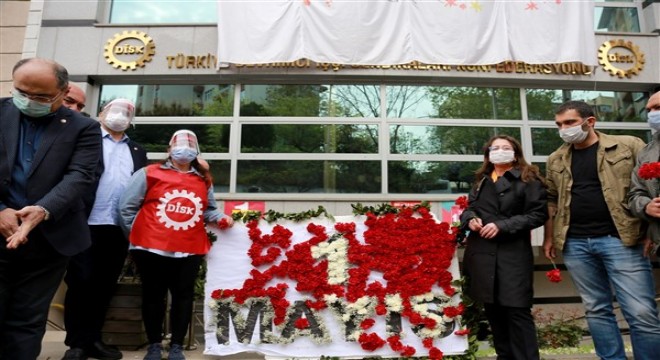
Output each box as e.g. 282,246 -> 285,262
156,189 -> 203,231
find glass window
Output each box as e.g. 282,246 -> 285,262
526,89 -> 648,122
100,85 -> 234,116
594,7 -> 640,32
388,161 -> 481,194
390,125 -> 520,154
110,0 -> 216,24
126,124 -> 230,153
388,86 -> 521,120
240,85 -> 379,117
241,124 -> 378,153
208,160 -> 231,193
530,128 -> 566,156
237,160 -> 381,193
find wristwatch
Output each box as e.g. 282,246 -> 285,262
37,205 -> 50,221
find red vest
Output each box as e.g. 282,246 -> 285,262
130,164 -> 210,254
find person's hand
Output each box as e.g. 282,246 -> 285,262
640,237 -> 655,258
6,206 -> 46,249
0,208 -> 19,238
543,237 -> 556,260
217,216 -> 234,229
468,217 -> 483,232
479,222 -> 499,239
645,197 -> 660,218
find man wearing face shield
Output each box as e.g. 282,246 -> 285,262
544,100 -> 660,359
0,58 -> 102,359
61,98 -> 148,360
118,130 -> 233,360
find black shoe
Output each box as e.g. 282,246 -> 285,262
85,341 -> 122,360
62,348 -> 87,360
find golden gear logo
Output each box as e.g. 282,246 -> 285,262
597,39 -> 644,79
104,30 -> 156,71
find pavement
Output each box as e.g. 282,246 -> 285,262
39,330 -> 633,360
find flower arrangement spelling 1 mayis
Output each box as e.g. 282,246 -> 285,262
207,202 -> 467,359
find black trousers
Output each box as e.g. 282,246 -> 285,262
0,232 -> 69,360
63,225 -> 129,348
130,249 -> 202,346
484,303 -> 540,360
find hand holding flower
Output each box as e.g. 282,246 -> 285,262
546,260 -> 562,283
644,198 -> 660,219
218,217 -> 234,230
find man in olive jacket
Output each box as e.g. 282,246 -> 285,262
544,100 -> 660,360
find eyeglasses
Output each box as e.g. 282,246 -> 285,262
12,87 -> 65,104
488,146 -> 514,151
63,96 -> 85,111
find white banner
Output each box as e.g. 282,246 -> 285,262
217,0 -> 596,66
204,213 -> 468,358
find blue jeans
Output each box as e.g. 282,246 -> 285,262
563,235 -> 660,360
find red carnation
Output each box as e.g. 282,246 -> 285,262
375,303 -> 387,315
454,328 -> 470,336
218,218 -> 230,229
360,318 -> 375,330
358,332 -> 386,351
639,162 -> 660,180
211,289 -> 222,299
546,260 -> 562,283
294,318 -> 309,329
546,268 -> 562,283
454,195 -> 468,209
429,347 -> 444,360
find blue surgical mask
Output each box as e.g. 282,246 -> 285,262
12,91 -> 54,118
648,111 -> 660,131
170,147 -> 198,164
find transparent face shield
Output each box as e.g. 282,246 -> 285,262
103,98 -> 135,121
169,129 -> 200,153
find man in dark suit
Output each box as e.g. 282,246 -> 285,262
62,99 -> 148,360
0,58 -> 102,359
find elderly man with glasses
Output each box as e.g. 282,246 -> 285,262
0,58 -> 102,360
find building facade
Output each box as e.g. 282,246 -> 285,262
12,0 -> 660,218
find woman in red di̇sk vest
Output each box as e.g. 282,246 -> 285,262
118,129 -> 233,360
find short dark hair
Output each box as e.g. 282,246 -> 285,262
555,100 -> 595,119
12,58 -> 69,90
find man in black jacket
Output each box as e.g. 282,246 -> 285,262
62,99 -> 148,360
0,58 -> 102,360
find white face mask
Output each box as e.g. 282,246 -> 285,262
489,149 -> 515,164
559,120 -> 589,144
103,113 -> 130,132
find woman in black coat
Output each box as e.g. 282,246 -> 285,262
460,135 -> 548,360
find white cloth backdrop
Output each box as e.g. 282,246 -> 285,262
217,0 -> 596,66
204,215 -> 468,357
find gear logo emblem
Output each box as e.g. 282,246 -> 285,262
156,189 -> 203,231
597,39 -> 644,79
104,30 -> 156,71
